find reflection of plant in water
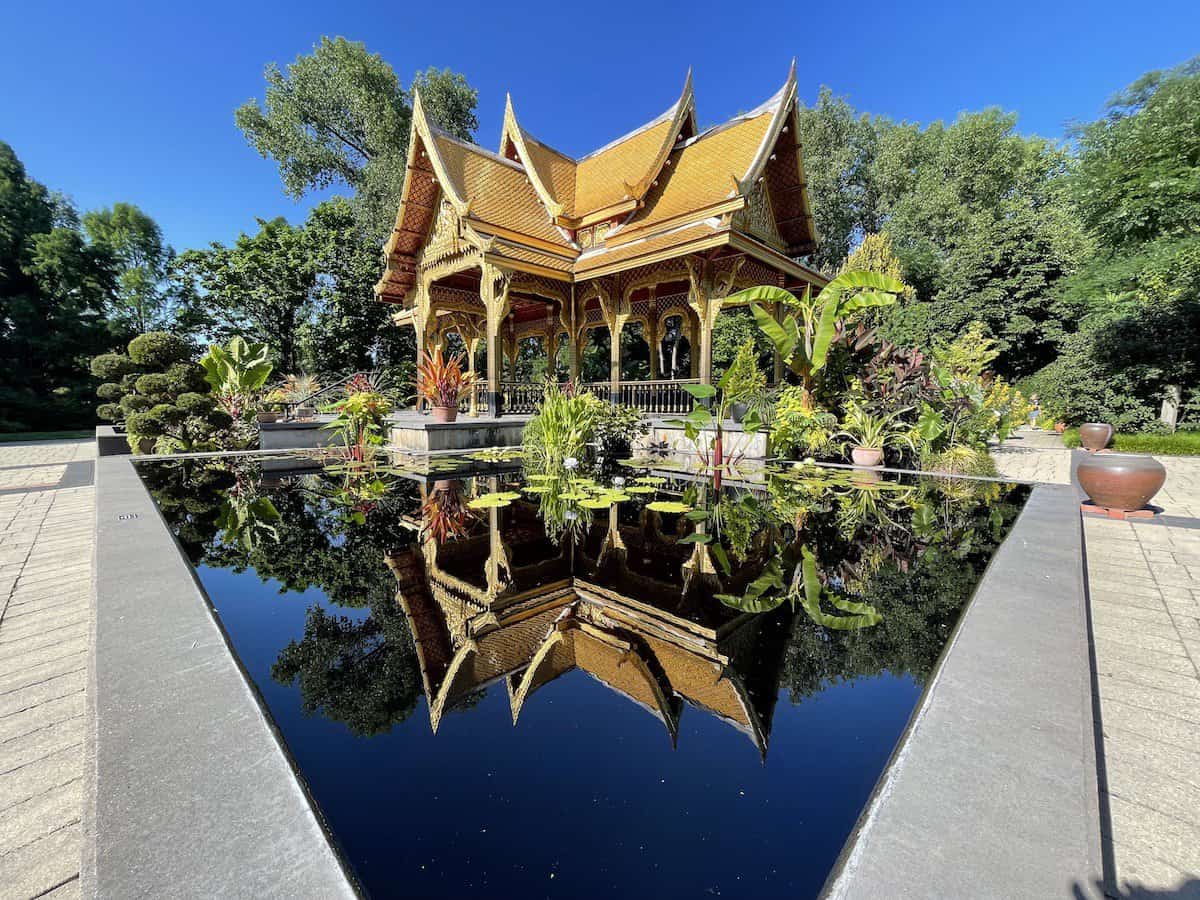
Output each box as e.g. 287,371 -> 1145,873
715,541 -> 881,629
217,494 -> 282,551
421,480 -> 477,543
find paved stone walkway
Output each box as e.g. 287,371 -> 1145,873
0,439 -> 94,900
995,429 -> 1200,899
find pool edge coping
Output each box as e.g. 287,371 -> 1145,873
820,481 -> 1104,899
85,454 -> 360,899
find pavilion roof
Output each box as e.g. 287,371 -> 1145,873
378,63 -> 819,302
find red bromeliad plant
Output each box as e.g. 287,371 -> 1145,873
416,347 -> 475,418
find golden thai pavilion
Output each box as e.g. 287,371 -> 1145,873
375,64 -> 825,415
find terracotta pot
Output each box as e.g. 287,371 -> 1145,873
430,405 -> 458,424
1078,422 -> 1114,451
296,406 -> 316,420
1054,422 -> 1066,434
256,411 -> 279,424
851,446 -> 884,467
1076,453 -> 1166,512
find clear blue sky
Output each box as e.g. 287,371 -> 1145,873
2,0 -> 1196,252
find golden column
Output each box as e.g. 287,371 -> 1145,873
686,257 -> 744,387
481,264 -> 513,416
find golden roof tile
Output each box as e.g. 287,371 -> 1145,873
431,130 -> 571,249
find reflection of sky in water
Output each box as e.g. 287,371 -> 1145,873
145,455 -> 1028,899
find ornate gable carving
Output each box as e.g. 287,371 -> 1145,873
419,199 -> 467,269
736,181 -> 783,248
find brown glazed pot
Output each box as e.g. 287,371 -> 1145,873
429,405 -> 458,424
1078,422 -> 1114,451
1076,453 -> 1166,512
851,446 -> 884,467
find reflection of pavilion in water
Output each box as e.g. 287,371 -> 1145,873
386,482 -> 791,757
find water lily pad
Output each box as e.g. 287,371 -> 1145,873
526,473 -> 557,482
580,498 -> 613,509
625,485 -> 656,494
522,485 -> 552,494
468,491 -> 522,509
559,491 -> 589,501
646,501 -> 692,514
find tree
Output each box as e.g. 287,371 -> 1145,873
795,88 -> 883,271
82,202 -> 175,333
1070,56 -> 1200,251
175,218 -> 316,372
303,197 -> 414,373
0,141 -> 116,430
234,38 -> 478,239
869,109 -> 1086,377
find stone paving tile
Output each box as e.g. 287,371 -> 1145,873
993,432 -> 1200,891
0,439 -> 93,900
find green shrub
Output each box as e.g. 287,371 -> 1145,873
177,392 -> 215,414
166,363 -> 208,394
128,332 -> 192,368
90,353 -> 136,380
96,382 -> 123,401
591,402 -> 648,470
96,403 -> 121,422
119,393 -> 154,413
135,373 -> 171,396
770,388 -> 838,458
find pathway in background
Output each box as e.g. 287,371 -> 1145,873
0,439 -> 95,900
995,428 -> 1200,898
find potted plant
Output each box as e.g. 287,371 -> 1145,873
258,388 -> 288,424
722,340 -> 766,424
836,402 -> 913,468
417,347 -> 474,423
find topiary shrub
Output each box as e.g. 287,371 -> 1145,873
89,332 -> 236,453
128,332 -> 191,369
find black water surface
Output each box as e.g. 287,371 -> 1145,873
137,452 -> 1028,899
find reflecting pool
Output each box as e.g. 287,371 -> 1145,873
137,449 -> 1029,899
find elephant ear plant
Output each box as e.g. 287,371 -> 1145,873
200,336 -> 274,423
725,270 -> 906,409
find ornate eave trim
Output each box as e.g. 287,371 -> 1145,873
576,228 -> 732,280
627,69 -> 696,204
738,60 -> 797,191
727,230 -> 827,286
499,95 -> 565,219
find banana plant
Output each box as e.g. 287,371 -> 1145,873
200,336 -> 274,420
725,270 -> 906,407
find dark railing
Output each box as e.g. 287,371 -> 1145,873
442,378 -> 709,418
501,381 -> 544,414
615,379 -> 699,414
279,370 -> 383,420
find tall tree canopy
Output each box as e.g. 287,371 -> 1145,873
234,37 -> 479,238
0,141 -> 117,429
175,218 -> 317,373
797,97 -> 1087,378
82,202 -> 175,333
1024,57 -> 1200,427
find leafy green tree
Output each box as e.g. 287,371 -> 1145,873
1070,57 -> 1200,251
872,110 -> 1087,377
82,202 -> 175,333
90,331 -> 233,452
234,37 -> 478,238
303,197 -> 414,373
0,141 -> 117,430
175,218 -> 316,372
795,88 -> 883,271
